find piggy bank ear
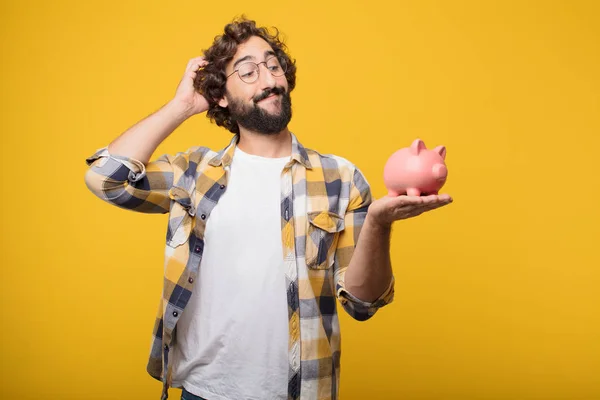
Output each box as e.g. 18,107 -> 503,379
410,139 -> 426,155
433,145 -> 446,160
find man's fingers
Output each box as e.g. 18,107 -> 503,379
383,193 -> 453,217
408,195 -> 452,209
186,57 -> 199,70
420,195 -> 439,205
388,194 -> 452,205
434,194 -> 452,205
185,57 -> 207,73
195,60 -> 208,71
377,193 -> 453,222
391,195 -> 422,207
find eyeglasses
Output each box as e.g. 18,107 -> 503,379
227,57 -> 287,84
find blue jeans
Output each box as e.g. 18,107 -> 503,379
181,388 -> 207,400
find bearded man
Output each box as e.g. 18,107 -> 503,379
84,17 -> 452,400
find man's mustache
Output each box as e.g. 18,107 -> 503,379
253,87 -> 286,103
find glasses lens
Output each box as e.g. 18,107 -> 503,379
237,63 -> 259,83
266,57 -> 286,77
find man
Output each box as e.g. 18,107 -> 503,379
84,17 -> 452,400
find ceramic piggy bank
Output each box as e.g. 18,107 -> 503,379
383,139 -> 448,196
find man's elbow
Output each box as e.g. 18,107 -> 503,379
84,167 -> 104,199
84,166 -> 126,203
337,283 -> 395,322
338,296 -> 380,322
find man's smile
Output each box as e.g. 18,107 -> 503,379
257,93 -> 279,103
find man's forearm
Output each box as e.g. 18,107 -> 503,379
343,214 -> 394,303
107,100 -> 194,164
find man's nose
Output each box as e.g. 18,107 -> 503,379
258,63 -> 276,88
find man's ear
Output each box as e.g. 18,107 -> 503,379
218,96 -> 228,108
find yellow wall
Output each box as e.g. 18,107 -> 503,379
1,1 -> 598,399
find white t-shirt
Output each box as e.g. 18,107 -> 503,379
171,146 -> 290,400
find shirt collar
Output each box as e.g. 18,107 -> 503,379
208,132 -> 312,169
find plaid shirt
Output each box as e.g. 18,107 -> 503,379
85,133 -> 394,400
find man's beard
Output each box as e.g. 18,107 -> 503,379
227,87 -> 292,135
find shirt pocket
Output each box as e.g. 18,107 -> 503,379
166,186 -> 195,248
306,211 -> 345,270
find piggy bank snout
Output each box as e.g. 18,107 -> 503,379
433,163 -> 447,180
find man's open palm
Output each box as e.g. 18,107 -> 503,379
368,194 -> 453,227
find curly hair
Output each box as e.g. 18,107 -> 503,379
193,17 -> 297,134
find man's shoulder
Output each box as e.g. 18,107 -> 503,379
304,147 -> 358,171
160,145 -> 218,165
303,146 -> 371,189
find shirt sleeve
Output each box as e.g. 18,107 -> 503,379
84,147 -> 182,214
334,167 -> 395,321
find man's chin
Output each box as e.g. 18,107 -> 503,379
257,103 -> 282,116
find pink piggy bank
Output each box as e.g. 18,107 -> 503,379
383,139 -> 448,196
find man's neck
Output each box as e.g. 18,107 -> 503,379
236,128 -> 292,158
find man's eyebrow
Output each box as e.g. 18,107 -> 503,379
233,55 -> 254,70
232,50 -> 277,70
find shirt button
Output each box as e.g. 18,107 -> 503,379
172,311 -> 178,317
164,344 -> 169,350
201,214 -> 206,220
188,277 -> 194,283
220,184 -> 225,189
194,245 -> 201,253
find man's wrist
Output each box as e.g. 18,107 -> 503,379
165,99 -> 196,122
364,212 -> 392,234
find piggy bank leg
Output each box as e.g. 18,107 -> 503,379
406,188 -> 421,196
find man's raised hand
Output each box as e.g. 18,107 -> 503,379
172,56 -> 210,117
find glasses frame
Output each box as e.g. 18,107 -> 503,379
226,57 -> 287,84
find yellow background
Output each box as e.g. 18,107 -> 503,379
1,0 -> 599,399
